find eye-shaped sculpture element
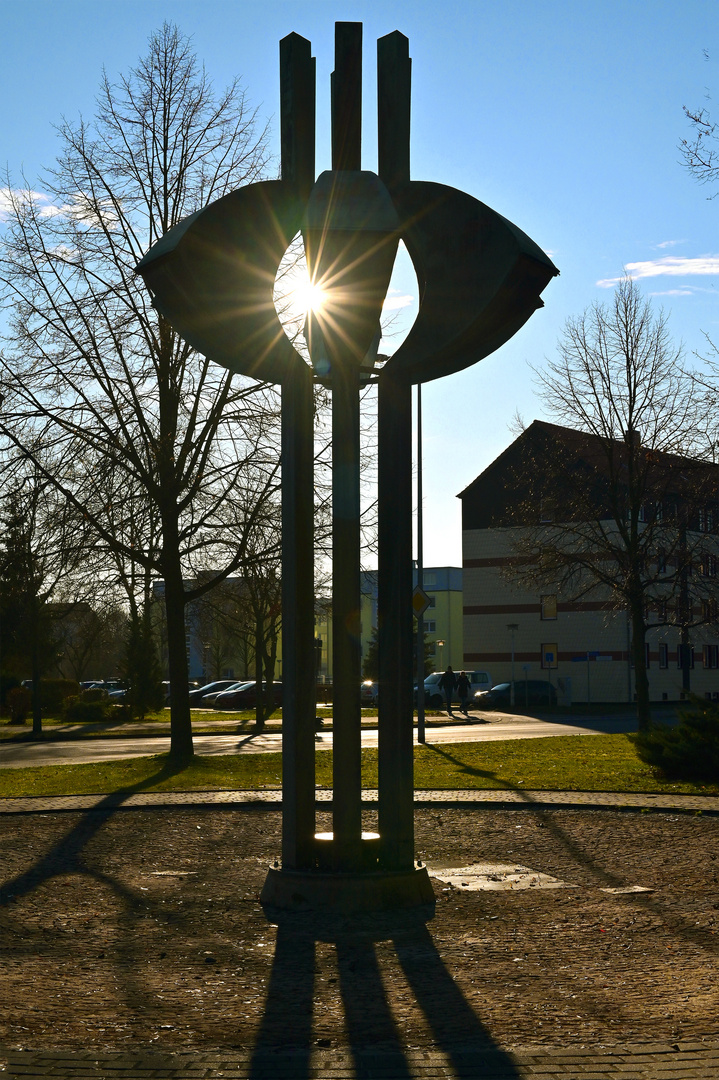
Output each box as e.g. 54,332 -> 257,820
136,30 -> 557,387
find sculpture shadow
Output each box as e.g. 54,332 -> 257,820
424,742 -> 719,960
250,906 -> 522,1079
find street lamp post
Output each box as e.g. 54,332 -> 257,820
507,624 -> 518,708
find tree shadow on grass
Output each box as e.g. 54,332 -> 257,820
249,907 -> 522,1079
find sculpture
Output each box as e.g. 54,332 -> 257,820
136,23 -> 558,911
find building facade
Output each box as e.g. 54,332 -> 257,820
359,567 -> 464,675
460,421 -> 719,704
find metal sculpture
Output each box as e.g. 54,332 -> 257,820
136,23 -> 558,912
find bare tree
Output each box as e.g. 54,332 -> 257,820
0,24 -> 282,760
0,455 -> 92,734
508,278 -> 717,729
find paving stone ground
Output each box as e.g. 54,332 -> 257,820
1,792 -> 718,1079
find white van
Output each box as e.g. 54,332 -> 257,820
420,670 -> 492,707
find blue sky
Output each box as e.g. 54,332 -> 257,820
2,0 -> 718,564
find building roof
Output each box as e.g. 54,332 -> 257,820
458,420 -> 719,531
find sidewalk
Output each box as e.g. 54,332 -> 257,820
3,1039 -> 719,1078
2,787 -> 719,815
2,789 -> 718,1078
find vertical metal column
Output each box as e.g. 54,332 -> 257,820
280,32 -> 316,202
332,360 -> 363,869
281,361 -> 316,869
377,371 -> 415,871
377,31 -> 411,193
332,23 -> 362,171
377,30 -> 415,872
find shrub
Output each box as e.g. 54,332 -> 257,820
61,696 -> 111,723
80,687 -> 108,703
634,696 -> 719,782
38,679 -> 81,713
0,676 -> 20,710
6,686 -> 31,724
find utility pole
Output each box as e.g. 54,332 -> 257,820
416,383 -> 425,743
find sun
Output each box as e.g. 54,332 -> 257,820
294,276 -> 327,315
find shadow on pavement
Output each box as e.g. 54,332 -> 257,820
0,755 -> 188,908
250,907 -> 522,1079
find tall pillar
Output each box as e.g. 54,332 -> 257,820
331,360 -> 363,870
280,361 -> 316,869
377,371 -> 415,871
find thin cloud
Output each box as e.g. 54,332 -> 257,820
598,256 -> 719,288
0,187 -> 62,220
382,293 -> 415,311
655,239 -> 687,249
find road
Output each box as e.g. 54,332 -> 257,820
0,712 -> 639,769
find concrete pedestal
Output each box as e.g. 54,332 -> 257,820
260,864 -> 435,914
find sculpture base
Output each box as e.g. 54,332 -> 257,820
260,864 -> 435,914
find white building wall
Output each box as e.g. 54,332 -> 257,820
463,527 -> 719,704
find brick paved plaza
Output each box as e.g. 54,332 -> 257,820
1,792 -> 718,1078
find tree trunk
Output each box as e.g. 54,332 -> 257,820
162,563 -> 193,761
254,615 -> 265,733
629,598 -> 651,731
31,633 -> 42,739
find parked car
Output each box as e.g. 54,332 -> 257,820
188,680 -> 239,705
162,681 -> 201,705
213,681 -> 283,711
360,680 -> 379,706
416,670 -> 493,708
203,680 -> 253,706
474,680 -> 557,710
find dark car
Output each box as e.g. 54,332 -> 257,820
474,680 -> 557,710
213,681 -> 283,711
188,680 -> 239,705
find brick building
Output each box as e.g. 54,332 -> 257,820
460,421 -> 719,704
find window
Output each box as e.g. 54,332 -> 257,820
702,599 -> 718,622
699,508 -> 714,533
423,572 -> 436,587
659,643 -> 668,669
541,643 -> 558,669
703,644 -> 719,669
427,595 -> 436,608
700,553 -> 717,578
426,621 -> 436,633
657,601 -> 668,623
427,641 -> 437,655
657,550 -> 666,574
540,594 -> 557,620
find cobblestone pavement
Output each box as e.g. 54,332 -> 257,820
1,793 -> 718,1079
3,1039 -> 719,1078
1,788 -> 719,815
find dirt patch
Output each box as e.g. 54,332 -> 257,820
1,804 -> 718,1054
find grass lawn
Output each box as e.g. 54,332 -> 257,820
0,734 -> 717,799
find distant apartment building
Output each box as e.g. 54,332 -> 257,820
359,567 -> 463,674
460,421 -> 719,704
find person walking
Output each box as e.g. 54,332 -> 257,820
438,665 -> 456,714
456,670 -> 471,718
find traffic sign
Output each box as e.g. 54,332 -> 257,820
412,585 -> 431,618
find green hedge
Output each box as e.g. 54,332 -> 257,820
634,696 -> 719,782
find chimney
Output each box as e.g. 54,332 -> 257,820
625,427 -> 641,449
